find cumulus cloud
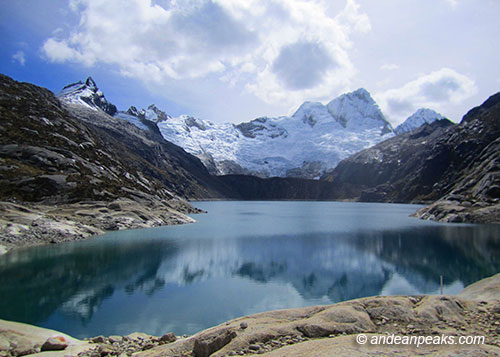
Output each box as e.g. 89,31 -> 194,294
12,50 -> 26,66
43,38 -> 93,65
42,0 -> 371,108
272,41 -> 336,90
377,68 -> 477,125
335,0 -> 371,34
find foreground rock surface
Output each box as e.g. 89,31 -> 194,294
0,324 -> 183,357
0,320 -> 83,356
139,294 -> 500,356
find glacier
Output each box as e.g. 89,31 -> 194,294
58,78 -> 441,179
153,88 -> 395,178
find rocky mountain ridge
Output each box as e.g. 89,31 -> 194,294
0,74 -> 231,250
60,77 -> 447,179
324,92 -> 500,223
59,78 -> 439,179
415,93 -> 500,223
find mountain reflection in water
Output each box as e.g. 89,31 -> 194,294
0,201 -> 499,338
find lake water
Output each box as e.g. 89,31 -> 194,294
1,201 -> 499,338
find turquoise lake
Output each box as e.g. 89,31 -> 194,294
1,201 -> 499,338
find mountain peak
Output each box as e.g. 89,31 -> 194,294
327,88 -> 393,133
85,76 -> 97,90
58,77 -> 117,116
126,106 -> 145,119
395,108 -> 444,135
145,104 -> 170,123
351,88 -> 371,100
291,101 -> 331,127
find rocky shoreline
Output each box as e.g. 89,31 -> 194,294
1,273 -> 499,356
0,197 -> 202,254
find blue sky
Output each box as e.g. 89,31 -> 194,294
1,0 -> 499,125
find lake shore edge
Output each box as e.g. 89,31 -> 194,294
0,198 -> 202,255
1,273 -> 499,356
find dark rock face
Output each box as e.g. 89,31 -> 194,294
126,105 -> 145,119
286,161 -> 325,180
415,136 -> 500,223
217,175 -> 339,200
0,74 -> 225,204
185,116 -> 207,131
236,117 -> 288,139
322,119 -> 457,203
126,104 -> 171,123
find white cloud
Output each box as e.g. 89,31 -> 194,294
380,63 -> 399,71
376,68 -> 477,125
42,0 -> 371,111
43,38 -> 90,65
335,0 -> 371,34
12,50 -> 26,66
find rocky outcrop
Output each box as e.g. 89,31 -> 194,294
414,93 -> 500,223
0,198 -> 198,251
414,136 -> 500,223
322,119 -> 456,203
0,319 -> 83,356
0,321 -> 181,357
286,161 -> 325,179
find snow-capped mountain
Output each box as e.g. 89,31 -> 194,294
153,88 -> 395,178
395,108 -> 445,135
58,77 -> 117,116
58,78 -> 447,179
